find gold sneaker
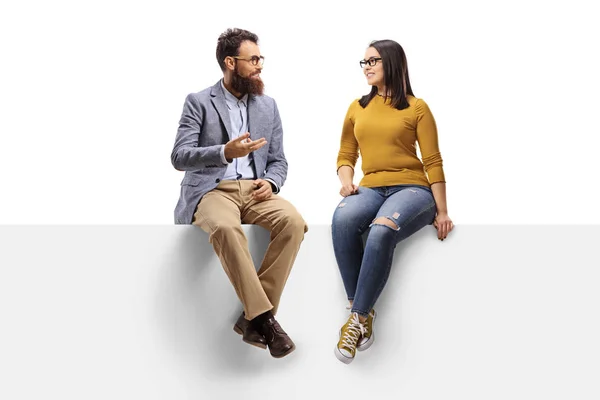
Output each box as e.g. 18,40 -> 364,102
357,309 -> 376,351
334,312 -> 365,364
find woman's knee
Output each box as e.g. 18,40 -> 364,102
371,216 -> 400,231
332,199 -> 361,227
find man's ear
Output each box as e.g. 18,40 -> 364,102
224,56 -> 235,71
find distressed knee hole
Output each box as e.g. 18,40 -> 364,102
370,216 -> 400,231
338,202 -> 347,208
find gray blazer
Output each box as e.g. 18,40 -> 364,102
171,81 -> 288,224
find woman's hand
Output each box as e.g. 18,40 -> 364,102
340,183 -> 359,197
433,212 -> 453,240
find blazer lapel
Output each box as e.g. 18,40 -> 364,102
247,95 -> 262,141
247,95 -> 267,176
210,81 -> 234,140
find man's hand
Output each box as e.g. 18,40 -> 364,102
251,179 -> 273,202
224,133 -> 267,161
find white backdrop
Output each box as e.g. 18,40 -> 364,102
1,0 -> 599,224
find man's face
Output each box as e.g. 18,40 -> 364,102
235,41 -> 263,79
230,40 -> 264,95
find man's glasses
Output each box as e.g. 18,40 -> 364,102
359,57 -> 382,68
233,55 -> 265,66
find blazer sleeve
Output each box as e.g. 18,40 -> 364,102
171,93 -> 224,171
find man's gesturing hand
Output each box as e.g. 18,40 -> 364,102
224,133 -> 267,161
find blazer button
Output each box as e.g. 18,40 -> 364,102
215,179 -> 220,183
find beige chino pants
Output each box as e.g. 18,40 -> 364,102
193,180 -> 307,320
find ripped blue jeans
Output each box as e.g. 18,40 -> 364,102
331,185 -> 436,317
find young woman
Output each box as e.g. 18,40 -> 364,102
332,40 -> 454,364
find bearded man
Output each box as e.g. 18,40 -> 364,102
171,28 -> 307,359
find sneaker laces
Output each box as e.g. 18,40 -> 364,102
362,323 -> 369,336
345,306 -> 371,335
341,313 -> 365,349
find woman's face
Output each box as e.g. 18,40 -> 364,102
362,47 -> 384,88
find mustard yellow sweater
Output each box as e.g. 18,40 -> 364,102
336,95 -> 445,188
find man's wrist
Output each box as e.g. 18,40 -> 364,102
264,178 -> 278,194
221,145 -> 233,164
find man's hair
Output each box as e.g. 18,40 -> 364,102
216,28 -> 259,71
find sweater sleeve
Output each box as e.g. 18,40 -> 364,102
336,100 -> 359,171
415,99 -> 445,184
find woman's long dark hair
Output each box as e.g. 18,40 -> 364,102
358,40 -> 414,110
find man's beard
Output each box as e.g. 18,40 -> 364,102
231,65 -> 264,96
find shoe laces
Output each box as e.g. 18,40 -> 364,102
266,318 -> 285,335
341,313 -> 365,349
345,306 -> 371,335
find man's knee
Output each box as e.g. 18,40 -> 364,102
282,211 -> 308,235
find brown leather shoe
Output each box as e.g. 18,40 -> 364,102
233,312 -> 267,349
254,315 -> 295,358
